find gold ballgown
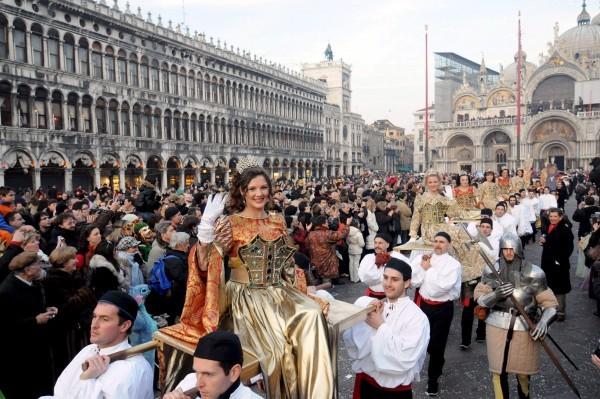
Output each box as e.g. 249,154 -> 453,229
162,213 -> 334,399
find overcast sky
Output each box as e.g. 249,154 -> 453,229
126,0 -> 590,129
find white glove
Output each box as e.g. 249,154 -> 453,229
197,193 -> 228,244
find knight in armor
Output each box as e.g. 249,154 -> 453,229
474,233 -> 558,399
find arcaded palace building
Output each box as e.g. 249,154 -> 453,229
0,0 -> 364,192
428,2 -> 600,173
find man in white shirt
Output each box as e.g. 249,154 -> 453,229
359,232 -> 410,299
344,258 -> 430,399
45,291 -> 153,399
493,202 -> 517,237
467,208 -> 504,243
163,331 -> 261,399
520,189 -> 540,245
508,195 -> 533,244
410,232 -> 462,396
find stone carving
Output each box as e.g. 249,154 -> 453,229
101,153 -> 119,167
74,153 -> 94,167
126,154 -> 143,168
40,151 -> 66,167
4,150 -> 33,169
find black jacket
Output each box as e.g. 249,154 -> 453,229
164,248 -> 189,323
572,205 -> 600,238
0,243 -> 23,283
541,219 -> 574,295
0,274 -> 53,398
48,225 -> 78,250
43,269 -> 97,379
135,181 -> 160,213
590,164 -> 600,188
375,210 -> 393,234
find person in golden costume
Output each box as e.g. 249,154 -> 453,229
409,171 -> 460,244
479,171 -> 501,210
453,174 -> 481,220
510,168 -> 527,193
497,168 -> 511,200
162,159 -> 334,399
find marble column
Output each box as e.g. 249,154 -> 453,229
7,27 -> 14,61
179,168 -> 185,189
210,168 -> 216,185
161,168 -> 168,192
61,100 -> 68,131
11,92 -> 18,127
33,168 -> 41,189
94,167 -> 101,189
64,168 -> 73,193
119,168 -> 126,192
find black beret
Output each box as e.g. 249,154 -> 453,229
375,232 -> 393,244
384,257 -> 412,280
434,231 -> 451,243
480,218 -> 493,227
98,290 -> 138,322
194,331 -> 243,366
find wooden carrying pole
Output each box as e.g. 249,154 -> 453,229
81,340 -> 159,371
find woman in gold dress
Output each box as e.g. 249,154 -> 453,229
497,168 -> 511,199
479,171 -> 500,210
409,171 -> 458,244
453,174 -> 480,219
510,168 -> 527,193
163,163 -> 334,399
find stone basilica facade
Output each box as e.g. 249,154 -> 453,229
429,2 -> 600,174
0,0 -> 362,192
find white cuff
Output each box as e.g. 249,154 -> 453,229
197,223 -> 214,244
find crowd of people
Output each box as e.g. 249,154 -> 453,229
0,155 -> 599,399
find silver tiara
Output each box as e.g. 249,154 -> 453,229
236,156 -> 262,174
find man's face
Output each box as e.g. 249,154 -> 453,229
81,204 -> 90,217
508,198 -> 517,207
383,268 -> 409,300
319,199 -> 328,208
502,248 -> 515,262
495,205 -> 506,218
373,237 -> 390,254
39,214 -> 51,229
478,223 -> 492,237
9,213 -> 24,228
60,216 -> 76,231
162,225 -> 175,243
90,303 -> 130,348
172,213 -> 182,225
193,358 -> 239,399
433,236 -> 450,255
0,190 -> 15,204
548,211 -> 561,225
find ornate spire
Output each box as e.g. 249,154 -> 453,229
578,0 -> 590,25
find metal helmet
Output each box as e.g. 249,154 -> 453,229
521,264 -> 548,292
499,233 -> 524,259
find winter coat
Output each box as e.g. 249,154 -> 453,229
0,274 -> 53,398
572,205 -> 600,238
135,181 -> 160,213
375,209 -> 393,234
307,225 -> 349,278
48,225 -> 78,250
365,210 -> 379,250
146,239 -> 167,278
43,268 -> 97,379
589,164 -> 600,189
116,251 -> 145,288
541,219 -> 574,295
0,243 -> 23,283
163,248 -> 189,323
396,200 -> 412,231
89,254 -> 126,298
346,226 -> 365,255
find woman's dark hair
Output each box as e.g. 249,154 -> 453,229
457,174 -> 471,186
94,240 -> 119,270
227,167 -> 273,213
79,224 -> 100,253
484,171 -> 496,183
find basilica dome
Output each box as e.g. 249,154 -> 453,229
556,2 -> 600,61
500,50 -> 537,86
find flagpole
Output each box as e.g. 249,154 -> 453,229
516,11 -> 522,169
424,25 -> 429,170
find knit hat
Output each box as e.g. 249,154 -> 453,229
116,236 -> 141,251
134,222 -> 149,234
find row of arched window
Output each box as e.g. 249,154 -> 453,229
0,14 -> 323,124
0,82 -> 322,151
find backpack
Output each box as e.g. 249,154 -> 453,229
148,255 -> 177,295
